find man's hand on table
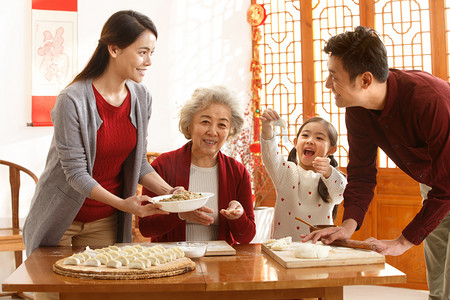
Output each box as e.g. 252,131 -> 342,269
364,234 -> 414,256
301,218 -> 414,256
301,219 -> 357,244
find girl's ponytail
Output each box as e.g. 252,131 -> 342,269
287,148 -> 298,164
329,154 -> 338,168
317,154 -> 340,220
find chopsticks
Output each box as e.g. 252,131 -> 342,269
294,216 -> 319,230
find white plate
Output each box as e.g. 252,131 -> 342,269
151,192 -> 214,213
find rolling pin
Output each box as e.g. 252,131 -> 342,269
325,239 -> 376,251
294,216 -> 376,251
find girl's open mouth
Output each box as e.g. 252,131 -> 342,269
303,149 -> 315,157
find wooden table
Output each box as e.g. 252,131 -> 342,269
2,244 -> 406,300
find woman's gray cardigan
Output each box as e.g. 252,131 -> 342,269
23,79 -> 154,256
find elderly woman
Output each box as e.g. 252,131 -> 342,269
139,86 -> 256,244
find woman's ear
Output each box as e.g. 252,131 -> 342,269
293,137 -> 298,146
108,45 -> 119,58
327,145 -> 337,156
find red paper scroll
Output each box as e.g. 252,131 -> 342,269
31,0 -> 77,126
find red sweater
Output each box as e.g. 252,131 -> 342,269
139,142 -> 256,245
344,69 -> 450,244
75,86 -> 137,222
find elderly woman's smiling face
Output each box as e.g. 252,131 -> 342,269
188,103 -> 231,167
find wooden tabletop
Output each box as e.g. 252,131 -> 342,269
2,244 -> 406,300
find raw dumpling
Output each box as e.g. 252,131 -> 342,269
153,253 -> 167,264
136,258 -> 151,268
126,255 -> 136,263
271,118 -> 287,128
108,245 -> 120,251
84,258 -> 101,267
116,256 -> 130,266
151,245 -> 165,253
63,256 -> 81,265
147,255 -> 160,266
132,245 -> 144,252
72,253 -> 86,263
167,247 -> 184,259
128,260 -> 146,270
133,253 -> 145,259
106,260 -> 122,268
96,254 -> 110,265
294,243 -> 332,259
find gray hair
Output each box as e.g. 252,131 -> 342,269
179,85 -> 244,140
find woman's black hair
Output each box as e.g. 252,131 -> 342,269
71,10 -> 158,84
287,117 -> 340,219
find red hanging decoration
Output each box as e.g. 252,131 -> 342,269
249,142 -> 261,154
247,4 -> 267,27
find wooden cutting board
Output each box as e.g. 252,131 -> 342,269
156,241 -> 236,256
203,240 -> 236,256
262,242 -> 385,268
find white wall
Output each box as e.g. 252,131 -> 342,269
0,0 -> 251,280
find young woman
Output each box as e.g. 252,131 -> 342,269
260,108 -> 347,241
24,10 -> 181,258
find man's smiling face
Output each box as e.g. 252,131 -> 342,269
324,55 -> 363,108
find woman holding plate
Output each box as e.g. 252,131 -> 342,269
139,86 -> 256,244
23,11 -> 182,259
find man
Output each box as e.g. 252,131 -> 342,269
303,26 -> 450,300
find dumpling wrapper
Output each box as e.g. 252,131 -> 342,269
271,118 -> 287,128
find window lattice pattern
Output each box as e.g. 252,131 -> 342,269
256,0 -> 449,169
313,1 -> 360,168
258,0 -> 303,155
375,0 -> 432,167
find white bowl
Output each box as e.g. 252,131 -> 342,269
177,242 -> 208,258
151,192 -> 214,213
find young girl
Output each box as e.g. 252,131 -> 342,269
260,108 -> 347,241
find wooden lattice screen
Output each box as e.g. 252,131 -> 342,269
253,0 -> 450,168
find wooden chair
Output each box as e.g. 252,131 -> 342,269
132,152 -> 161,243
0,160 -> 38,299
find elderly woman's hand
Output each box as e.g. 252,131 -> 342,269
178,206 -> 214,225
220,200 -> 244,220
